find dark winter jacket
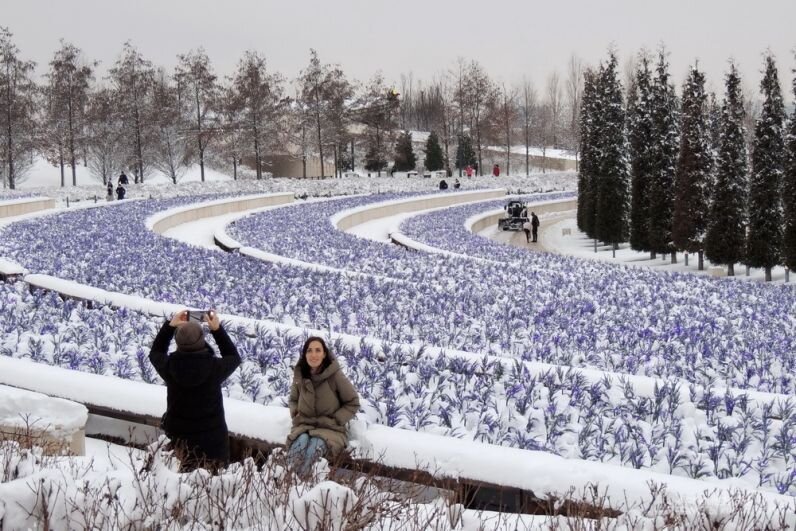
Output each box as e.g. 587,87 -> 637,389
118,173 -> 129,185
287,360 -> 360,456
531,214 -> 540,228
116,185 -> 126,200
149,322 -> 241,465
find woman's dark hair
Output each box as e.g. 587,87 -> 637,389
297,336 -> 334,378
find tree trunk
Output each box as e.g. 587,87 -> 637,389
350,139 -> 355,173
765,267 -> 772,282
195,87 -> 205,182
316,109 -> 324,178
650,252 -> 656,260
671,251 -> 677,264
134,100 -> 144,184
333,143 -> 339,178
59,142 -> 65,188
254,125 -> 262,180
68,95 -> 77,186
728,263 -> 735,276
698,251 -> 704,270
6,87 -> 14,189
233,157 -> 238,180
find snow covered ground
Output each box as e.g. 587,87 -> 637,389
3,173 -> 796,528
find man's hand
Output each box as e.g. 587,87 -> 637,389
169,310 -> 188,328
205,309 -> 221,331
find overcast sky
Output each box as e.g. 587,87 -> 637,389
4,0 -> 795,100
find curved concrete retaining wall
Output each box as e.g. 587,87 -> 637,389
334,189 -> 506,231
149,193 -> 294,234
468,199 -> 577,234
0,197 -> 55,218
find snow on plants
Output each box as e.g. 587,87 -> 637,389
2,275 -> 796,496
1,180 -> 796,494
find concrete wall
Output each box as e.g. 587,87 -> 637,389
0,197 -> 55,218
150,193 -> 294,234
468,199 -> 577,233
335,189 -> 507,231
244,154 -> 336,178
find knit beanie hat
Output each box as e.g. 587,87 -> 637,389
175,321 -> 207,353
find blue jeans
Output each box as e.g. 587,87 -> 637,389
287,433 -> 327,476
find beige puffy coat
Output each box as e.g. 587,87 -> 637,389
287,359 -> 360,456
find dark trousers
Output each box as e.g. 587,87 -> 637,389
532,227 -> 538,242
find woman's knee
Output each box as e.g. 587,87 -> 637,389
290,433 -> 310,452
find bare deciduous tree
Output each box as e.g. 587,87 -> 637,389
0,26 -> 36,189
175,48 -> 218,182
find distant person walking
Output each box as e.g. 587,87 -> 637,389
465,165 -> 473,178
287,337 -> 360,477
439,179 -> 448,190
106,181 -> 114,201
453,178 -> 461,190
115,184 -> 126,200
118,171 -> 129,185
492,163 -> 500,177
149,309 -> 242,472
531,212 -> 540,243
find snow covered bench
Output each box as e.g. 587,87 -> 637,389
147,193 -> 294,235
1,356 -> 793,520
0,384 -> 88,455
0,258 -> 27,282
332,189 -> 506,231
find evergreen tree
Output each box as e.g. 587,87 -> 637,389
647,49 -> 680,260
392,131 -> 416,171
783,65 -> 796,272
594,51 -> 629,246
627,54 -> 655,254
577,69 -> 597,235
672,64 -> 713,269
364,138 -> 387,173
746,54 -> 785,281
704,63 -> 748,276
455,133 -> 476,171
424,131 -> 444,171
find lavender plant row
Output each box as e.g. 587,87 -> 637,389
231,190 -> 795,397
20,170 -> 578,205
229,191 -> 570,281
2,192 -> 796,397
2,281 -> 796,495
0,193 -> 613,362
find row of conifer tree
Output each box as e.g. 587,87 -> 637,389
577,49 -> 796,280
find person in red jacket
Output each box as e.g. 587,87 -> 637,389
492,163 -> 500,177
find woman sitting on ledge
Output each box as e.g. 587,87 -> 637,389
286,336 -> 360,476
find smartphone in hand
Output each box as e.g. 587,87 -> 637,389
187,310 -> 206,323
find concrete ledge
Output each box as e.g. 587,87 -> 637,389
709,266 -> 726,277
333,189 -> 506,231
467,198 -> 577,234
0,197 -> 55,218
148,193 -> 294,234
